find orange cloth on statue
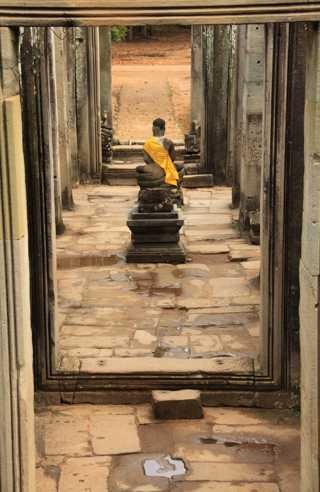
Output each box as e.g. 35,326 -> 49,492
143,137 -> 179,187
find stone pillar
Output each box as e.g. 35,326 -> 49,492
226,25 -> 239,189
190,25 -> 202,128
300,21 -> 320,492
75,27 -> 102,181
201,25 -> 232,183
0,27 -> 36,492
99,27 -> 112,129
66,28 -> 79,186
238,24 -> 265,239
231,25 -> 246,207
20,28 -> 58,384
286,23 -> 307,367
54,28 -> 74,210
47,29 -> 64,233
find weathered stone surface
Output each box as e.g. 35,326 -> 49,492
186,242 -> 230,254
133,330 -> 157,346
108,454 -> 170,491
173,483 -> 279,491
36,467 -> 58,492
138,423 -> 175,453
183,174 -> 214,188
176,263 -> 210,277
44,416 -> 90,456
152,390 -> 203,420
210,277 -> 251,297
126,242 -> 186,264
184,228 -> 239,241
56,186 -> 260,368
190,335 -> 223,354
80,356 -> 254,374
90,414 -> 141,454
36,404 -> 299,491
180,462 -> 276,482
59,457 -> 111,492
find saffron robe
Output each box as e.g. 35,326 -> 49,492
143,137 -> 179,187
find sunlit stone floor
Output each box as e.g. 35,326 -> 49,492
35,403 -> 299,491
56,185 -> 261,373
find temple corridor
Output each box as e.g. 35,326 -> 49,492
56,185 -> 260,373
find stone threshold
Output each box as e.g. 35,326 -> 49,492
61,355 -> 255,374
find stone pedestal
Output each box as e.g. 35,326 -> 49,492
126,188 -> 186,264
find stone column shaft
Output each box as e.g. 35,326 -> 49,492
0,27 -> 36,492
76,27 -> 102,181
47,29 -> 64,233
238,24 -> 265,233
66,28 -> 79,185
99,27 -> 112,129
201,25 -> 231,183
190,25 -> 203,128
300,21 -> 320,492
53,28 -> 74,210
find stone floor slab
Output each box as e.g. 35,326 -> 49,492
57,186 -> 261,367
90,414 -> 141,455
58,457 -> 111,492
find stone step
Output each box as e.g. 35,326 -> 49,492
102,163 -> 138,186
113,144 -> 185,159
183,174 -> 214,188
152,390 -> 203,420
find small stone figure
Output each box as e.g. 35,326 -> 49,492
101,111 -> 113,163
184,120 -> 201,155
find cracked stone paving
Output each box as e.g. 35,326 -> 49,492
56,185 -> 261,374
35,403 -> 300,491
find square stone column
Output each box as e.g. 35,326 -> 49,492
238,25 -> 265,239
190,25 -> 203,129
99,27 -> 112,129
0,27 -> 36,492
53,28 -> 74,210
300,21 -> 320,492
75,27 -> 102,181
200,25 -> 232,183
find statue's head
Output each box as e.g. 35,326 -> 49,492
152,117 -> 166,137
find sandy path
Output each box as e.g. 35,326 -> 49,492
112,65 -> 190,142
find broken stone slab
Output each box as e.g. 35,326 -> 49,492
229,247 -> 261,262
185,242 -> 230,255
152,390 -> 203,420
183,174 -> 214,188
184,228 -> 239,241
176,263 -> 210,278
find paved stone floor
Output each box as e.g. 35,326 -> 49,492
35,403 -> 300,491
56,185 -> 261,373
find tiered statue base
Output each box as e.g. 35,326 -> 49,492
126,208 -> 186,264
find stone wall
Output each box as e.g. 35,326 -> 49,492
0,27 -> 36,492
300,21 -> 320,492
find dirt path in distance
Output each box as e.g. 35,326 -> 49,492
111,26 -> 191,142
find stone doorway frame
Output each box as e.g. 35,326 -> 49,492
2,0 -> 319,403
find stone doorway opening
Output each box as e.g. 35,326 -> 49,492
21,23 -> 301,396
45,25 -> 264,377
